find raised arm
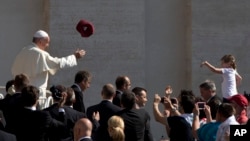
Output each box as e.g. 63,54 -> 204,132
204,105 -> 212,123
192,103 -> 200,140
201,61 -> 223,74
153,94 -> 167,125
153,94 -> 171,136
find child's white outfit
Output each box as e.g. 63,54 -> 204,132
221,68 -> 238,99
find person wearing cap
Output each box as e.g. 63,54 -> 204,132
229,94 -> 248,124
11,30 -> 86,105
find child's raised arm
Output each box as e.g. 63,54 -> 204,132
201,61 -> 222,74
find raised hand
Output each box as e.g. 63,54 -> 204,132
74,49 -> 86,59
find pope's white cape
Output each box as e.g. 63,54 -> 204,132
11,43 -> 77,90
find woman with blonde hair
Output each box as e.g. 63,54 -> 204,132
108,115 -> 125,141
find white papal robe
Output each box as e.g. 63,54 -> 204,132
11,43 -> 77,98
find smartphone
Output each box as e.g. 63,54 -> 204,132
197,102 -> 205,110
170,98 -> 178,104
160,97 -> 165,103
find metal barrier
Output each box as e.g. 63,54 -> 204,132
44,96 -> 54,108
0,85 -> 54,109
0,93 -> 4,100
39,90 -> 54,109
0,86 -> 5,100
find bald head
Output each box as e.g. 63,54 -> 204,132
74,118 -> 92,140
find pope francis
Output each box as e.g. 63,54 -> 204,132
11,30 -> 86,106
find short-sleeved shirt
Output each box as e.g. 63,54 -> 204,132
221,68 -> 237,98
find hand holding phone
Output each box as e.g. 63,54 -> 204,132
197,102 -> 206,110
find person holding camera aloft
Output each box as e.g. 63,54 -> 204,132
192,102 -> 221,141
153,90 -> 196,141
159,85 -> 178,117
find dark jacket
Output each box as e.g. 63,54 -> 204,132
116,108 -> 153,141
15,108 -> 67,141
71,84 -> 85,113
86,100 -> 121,141
44,103 -> 86,141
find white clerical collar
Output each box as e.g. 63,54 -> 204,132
78,136 -> 91,141
24,106 -> 36,111
103,99 -> 112,102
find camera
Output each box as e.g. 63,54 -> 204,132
170,98 -> 177,104
160,97 -> 177,104
197,102 -> 205,110
160,97 -> 165,103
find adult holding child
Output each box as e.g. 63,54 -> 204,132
201,54 -> 242,103
199,80 -> 222,120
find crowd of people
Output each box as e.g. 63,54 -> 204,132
0,30 -> 250,141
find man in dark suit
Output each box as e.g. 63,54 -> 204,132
132,87 -> 153,141
71,70 -> 92,113
116,90 -> 153,141
112,75 -> 131,107
199,80 -> 222,119
15,85 -> 68,141
0,114 -> 16,141
2,74 -> 29,134
0,130 -> 16,141
44,85 -> 86,141
74,118 -> 93,141
86,83 -> 122,141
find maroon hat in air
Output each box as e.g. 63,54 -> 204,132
76,19 -> 94,37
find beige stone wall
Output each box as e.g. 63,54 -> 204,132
192,1 -> 250,97
2,0 -> 250,140
0,0 -> 47,93
1,0 -> 189,139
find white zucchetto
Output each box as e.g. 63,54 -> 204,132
33,30 -> 49,38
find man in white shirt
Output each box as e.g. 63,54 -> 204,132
216,103 -> 239,141
11,30 -> 86,104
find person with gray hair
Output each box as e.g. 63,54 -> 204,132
11,30 -> 86,101
199,80 -> 222,120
